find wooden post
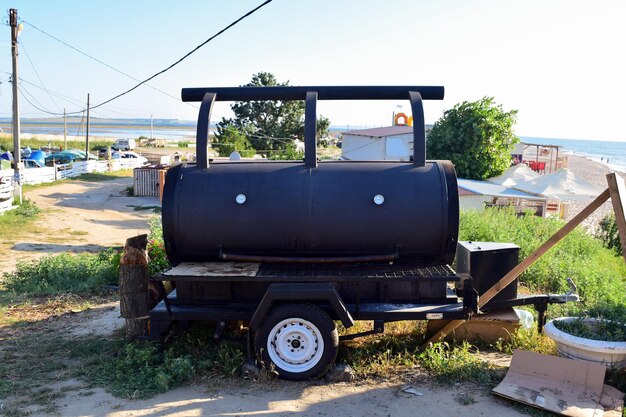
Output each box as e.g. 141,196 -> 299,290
422,188 -> 611,348
606,173 -> 626,263
119,234 -> 151,340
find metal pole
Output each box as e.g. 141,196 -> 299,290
85,94 -> 90,159
10,9 -> 21,168
63,108 -> 67,150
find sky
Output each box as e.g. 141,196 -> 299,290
0,0 -> 625,141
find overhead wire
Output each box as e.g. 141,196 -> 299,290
19,38 -> 62,111
18,0 -> 274,115
20,20 -> 197,110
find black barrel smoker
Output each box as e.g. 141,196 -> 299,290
151,86 -> 574,381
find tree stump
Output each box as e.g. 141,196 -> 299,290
119,234 -> 150,340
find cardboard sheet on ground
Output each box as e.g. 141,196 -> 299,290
493,350 -> 624,417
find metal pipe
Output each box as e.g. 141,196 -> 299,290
220,252 -> 399,264
304,91 -> 317,168
196,92 -> 216,169
182,86 -> 444,102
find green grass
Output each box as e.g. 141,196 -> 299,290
22,169 -> 134,192
1,249 -> 120,296
460,208 -> 626,323
0,199 -> 41,238
0,135 -> 114,153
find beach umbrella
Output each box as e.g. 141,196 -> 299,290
487,164 -> 539,187
513,168 -> 602,201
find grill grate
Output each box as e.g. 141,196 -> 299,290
257,262 -> 456,280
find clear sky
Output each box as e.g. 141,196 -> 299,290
1,0 -> 625,141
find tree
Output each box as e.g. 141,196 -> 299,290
215,72 -> 330,156
213,125 -> 255,157
427,97 -> 519,180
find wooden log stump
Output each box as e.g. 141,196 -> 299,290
119,234 -> 150,340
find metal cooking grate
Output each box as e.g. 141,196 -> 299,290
257,262 -> 456,279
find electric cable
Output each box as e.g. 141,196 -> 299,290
19,38 -> 62,111
19,0 -> 273,115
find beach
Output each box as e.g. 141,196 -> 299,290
563,153 -> 623,230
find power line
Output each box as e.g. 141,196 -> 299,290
19,0 -> 273,115
19,38 -> 62,111
21,20 -> 196,110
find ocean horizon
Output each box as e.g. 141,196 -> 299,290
520,136 -> 626,173
2,117 -> 624,171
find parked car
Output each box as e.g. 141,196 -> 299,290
45,150 -> 97,166
23,159 -> 45,169
113,138 -> 136,151
112,151 -> 148,165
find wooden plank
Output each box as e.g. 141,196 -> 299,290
606,173 -> 626,263
163,261 -> 260,277
422,188 -> 611,348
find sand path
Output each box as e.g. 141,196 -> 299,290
0,178 -> 159,276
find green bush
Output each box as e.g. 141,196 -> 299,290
2,249 -> 120,295
95,342 -> 194,398
459,208 -> 626,321
147,216 -> 169,276
596,213 -> 622,256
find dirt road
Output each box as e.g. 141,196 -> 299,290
0,177 -> 158,275
1,178 -> 529,416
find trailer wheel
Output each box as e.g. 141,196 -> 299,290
255,304 -> 338,380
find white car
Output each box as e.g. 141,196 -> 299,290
112,151 -> 148,165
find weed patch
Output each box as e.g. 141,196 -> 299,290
0,199 -> 41,237
1,249 -> 120,296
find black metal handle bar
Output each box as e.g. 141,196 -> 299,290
182,86 -> 444,102
187,86 -> 445,169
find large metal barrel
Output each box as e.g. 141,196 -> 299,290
162,160 -> 459,265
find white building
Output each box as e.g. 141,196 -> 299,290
340,126 -> 415,161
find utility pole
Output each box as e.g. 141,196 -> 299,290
63,108 -> 67,150
85,94 -> 90,159
10,8 -> 22,204
10,9 -> 21,168
150,114 -> 153,140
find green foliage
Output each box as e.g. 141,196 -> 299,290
2,249 -> 120,295
553,318 -> 626,342
493,327 -> 556,355
213,125 -> 255,158
177,141 -> 192,148
0,136 -> 114,153
147,216 -> 169,276
95,342 -> 194,398
427,97 -> 518,180
0,199 -> 41,239
216,72 -> 330,155
596,213 -> 622,256
460,208 -> 626,322
267,144 -> 304,160
419,341 -> 500,384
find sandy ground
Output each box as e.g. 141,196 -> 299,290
0,178 -> 531,417
0,177 -> 159,276
564,154 -> 624,230
42,378 -> 526,417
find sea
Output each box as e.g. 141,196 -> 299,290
2,118 -> 625,171
520,137 -> 626,173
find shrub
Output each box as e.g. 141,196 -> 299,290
2,249 -> 120,295
596,213 -> 622,256
459,208 -> 626,318
427,97 -> 518,180
147,216 -> 169,276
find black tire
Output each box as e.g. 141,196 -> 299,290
255,304 -> 338,381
